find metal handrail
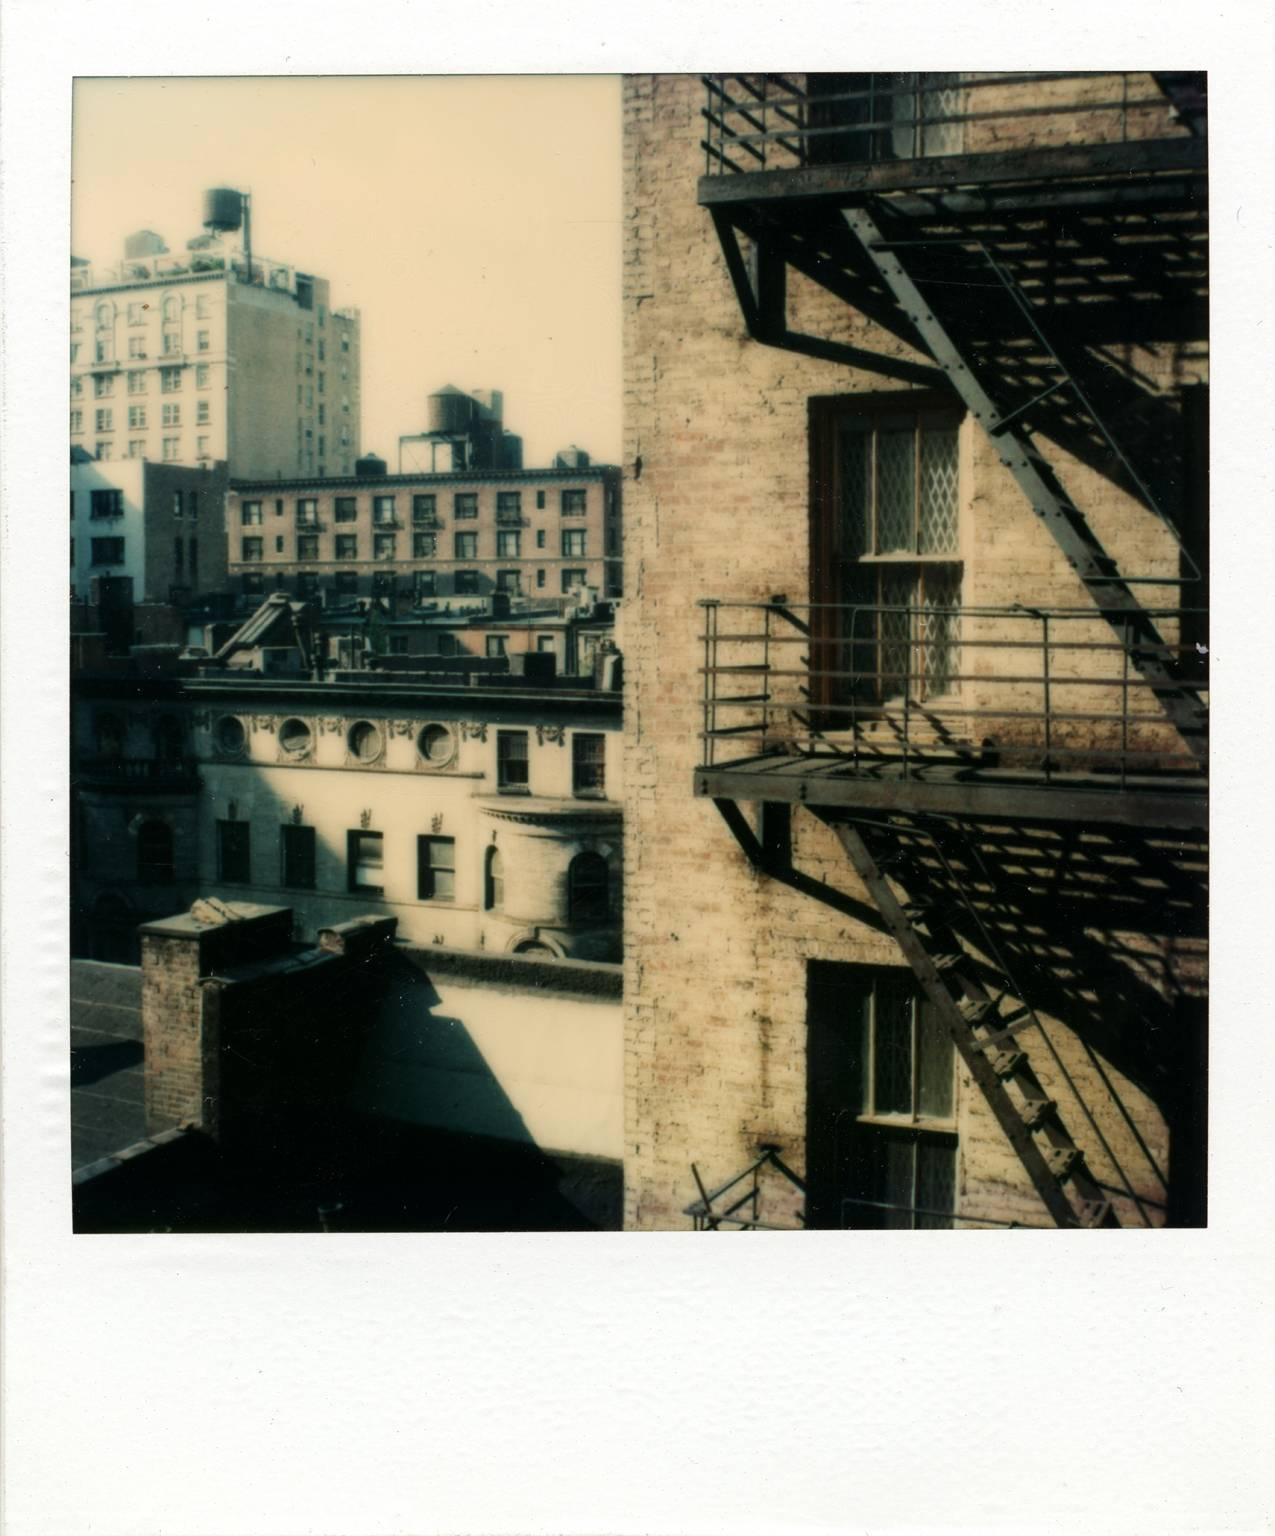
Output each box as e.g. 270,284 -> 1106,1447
701,72 -> 1197,177
696,598 -> 1208,784
685,1146 -> 807,1231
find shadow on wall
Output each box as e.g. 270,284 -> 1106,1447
878,813 -> 1208,1226
352,951 -> 538,1148
74,923 -> 622,1232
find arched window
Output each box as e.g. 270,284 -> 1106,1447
568,852 -> 609,922
162,295 -> 181,323
95,301 -> 114,330
136,820 -> 174,884
484,846 -> 504,912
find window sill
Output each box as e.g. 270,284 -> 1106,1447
856,1113 -> 958,1134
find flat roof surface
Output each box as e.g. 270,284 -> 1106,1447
70,960 -> 149,1171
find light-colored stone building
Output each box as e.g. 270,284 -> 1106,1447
72,664 -> 623,966
621,73 -> 1208,1230
70,213 -> 361,479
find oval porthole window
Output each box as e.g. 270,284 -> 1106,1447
418,723 -> 454,766
348,720 -> 382,762
216,716 -> 246,755
279,717 -> 312,755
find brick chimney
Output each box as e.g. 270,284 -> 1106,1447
139,900 -> 294,1135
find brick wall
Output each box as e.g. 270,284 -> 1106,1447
621,75 -> 1207,1230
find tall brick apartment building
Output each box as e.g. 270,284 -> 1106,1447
622,74 -> 1207,1229
226,461 -> 621,610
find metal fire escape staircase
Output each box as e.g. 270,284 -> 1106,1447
824,813 -> 1122,1227
696,78 -> 1206,1228
840,206 -> 1207,766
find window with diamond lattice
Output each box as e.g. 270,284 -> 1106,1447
805,74 -> 963,166
806,962 -> 957,1230
812,398 -> 962,706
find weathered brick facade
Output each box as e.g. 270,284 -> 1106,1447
621,75 -> 1206,1230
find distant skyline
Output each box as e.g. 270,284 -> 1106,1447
72,75 -> 623,470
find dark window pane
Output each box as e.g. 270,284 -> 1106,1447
916,1139 -> 956,1229
872,975 -> 912,1116
281,825 -> 315,889
916,997 -> 954,1119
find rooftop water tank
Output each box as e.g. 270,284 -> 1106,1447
554,446 -> 591,469
203,187 -> 244,232
427,385 -> 474,435
124,229 -> 168,259
355,453 -> 388,479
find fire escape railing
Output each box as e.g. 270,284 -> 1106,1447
685,1147 -> 807,1231
701,72 -> 1198,177
698,599 -> 1207,786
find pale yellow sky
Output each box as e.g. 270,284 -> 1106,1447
72,75 -> 623,469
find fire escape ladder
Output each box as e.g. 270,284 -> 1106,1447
826,816 -> 1120,1228
840,206 -> 1207,767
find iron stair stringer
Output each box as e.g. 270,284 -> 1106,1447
823,814 -> 1120,1228
840,205 -> 1207,767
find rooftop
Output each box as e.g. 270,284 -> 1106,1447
230,463 -> 620,491
70,961 -> 147,1171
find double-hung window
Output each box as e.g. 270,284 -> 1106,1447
416,836 -> 455,901
91,537 -> 125,565
572,733 -> 606,797
347,831 -> 384,894
90,490 -> 123,519
281,825 -> 316,889
496,730 -> 529,792
216,819 -> 251,883
813,398 -> 962,706
454,532 -> 477,560
561,528 -> 587,558
807,963 -> 957,1229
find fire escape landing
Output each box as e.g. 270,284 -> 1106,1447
691,74 -> 1209,1229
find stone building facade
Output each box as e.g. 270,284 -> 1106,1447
72,668 -> 623,965
71,215 -> 361,479
621,74 -> 1207,1230
226,464 -> 622,609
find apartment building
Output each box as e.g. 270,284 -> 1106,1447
70,455 -> 229,605
70,204 -> 361,479
225,462 -> 622,608
623,73 -> 1208,1230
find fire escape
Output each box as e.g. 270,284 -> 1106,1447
691,73 -> 1208,1230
